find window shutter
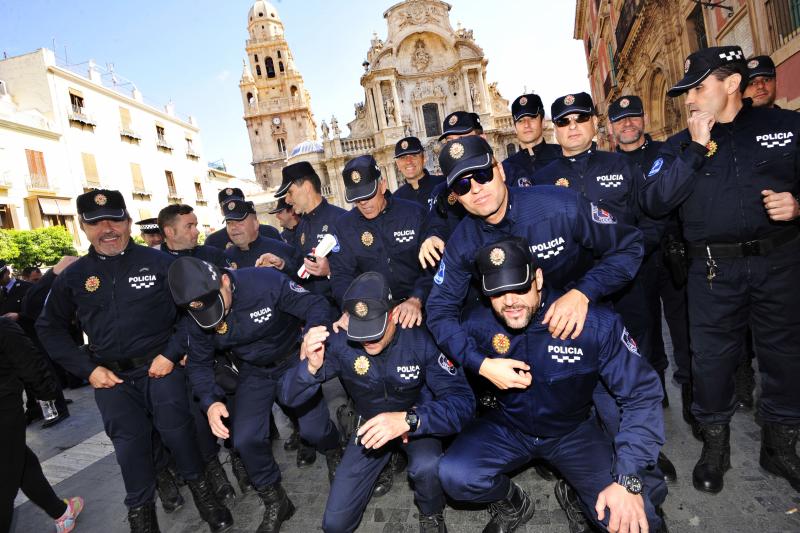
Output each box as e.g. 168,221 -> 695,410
82,153 -> 100,185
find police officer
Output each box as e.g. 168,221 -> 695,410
608,95 -> 696,431
36,189 -> 232,532
268,198 -> 301,247
135,218 -> 163,248
426,135 -> 644,389
222,199 -> 299,271
642,45 -> 800,494
438,238 -> 667,533
502,93 -> 561,187
282,271 -> 474,533
745,55 -> 779,108
275,161 -> 347,304
168,256 -> 341,533
205,187 -> 281,250
329,155 -> 430,327
393,136 -> 445,209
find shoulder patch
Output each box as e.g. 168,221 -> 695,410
289,281 -> 308,293
590,203 -> 617,224
647,157 -> 664,177
438,353 -> 457,375
434,259 -> 446,285
330,234 -> 340,253
621,327 -> 640,356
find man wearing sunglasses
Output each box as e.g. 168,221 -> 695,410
502,93 -> 561,188
643,45 -> 800,495
426,135 -> 644,393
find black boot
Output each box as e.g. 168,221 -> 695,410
42,406 -> 71,428
187,477 -> 233,532
483,481 -> 535,533
296,439 -> 317,467
692,423 -> 731,494
205,456 -> 236,502
25,405 -> 43,425
658,452 -> 677,483
256,483 -> 295,533
283,429 -> 300,451
230,451 -> 252,493
373,459 -> 394,497
760,422 -> 800,491
155,467 -> 184,513
128,502 -> 160,533
554,479 -> 591,533
419,512 -> 447,533
658,371 -> 669,408
734,360 -> 755,410
681,384 -> 701,440
324,447 -> 343,484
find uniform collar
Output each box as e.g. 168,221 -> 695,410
565,142 -> 597,162
89,239 -> 136,261
357,191 -> 393,221
305,198 -> 329,220
615,134 -> 652,154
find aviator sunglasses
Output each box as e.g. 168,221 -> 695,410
450,166 -> 495,196
554,113 -> 592,128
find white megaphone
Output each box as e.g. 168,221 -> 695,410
297,233 -> 338,279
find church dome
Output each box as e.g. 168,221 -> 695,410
288,140 -> 324,158
248,1 -> 281,23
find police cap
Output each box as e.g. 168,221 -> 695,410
439,111 -> 482,141
135,218 -> 160,235
476,237 -> 536,296
276,161 -> 318,198
267,197 -> 291,215
342,155 -> 381,203
394,137 -> 424,158
668,45 -> 746,97
511,94 -> 544,122
218,187 -> 245,204
343,271 -> 393,343
76,189 -> 128,223
167,256 -> 225,328
439,135 -> 494,188
551,92 -> 595,122
608,95 -> 644,122
222,199 -> 256,221
747,55 -> 776,79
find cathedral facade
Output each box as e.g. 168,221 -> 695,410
240,0 -> 521,208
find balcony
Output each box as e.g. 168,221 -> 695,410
120,128 -> 141,141
68,105 -> 96,127
494,116 -> 514,132
340,137 -> 376,155
132,187 -> 151,197
167,186 -> 181,201
81,178 -> 103,190
0,172 -> 13,189
156,137 -> 173,151
26,173 -> 53,191
185,149 -> 200,159
321,184 -> 334,198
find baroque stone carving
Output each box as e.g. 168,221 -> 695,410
411,39 -> 431,72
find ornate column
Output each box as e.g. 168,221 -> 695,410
374,82 -> 387,129
390,78 -> 402,126
462,69 -> 473,112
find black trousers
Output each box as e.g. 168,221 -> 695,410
0,395 -> 66,533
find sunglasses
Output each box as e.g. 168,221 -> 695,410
450,166 -> 495,196
554,113 -> 592,128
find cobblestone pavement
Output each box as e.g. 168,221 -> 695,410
12,360 -> 800,533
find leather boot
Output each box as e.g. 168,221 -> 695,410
155,467 -> 184,513
760,422 -> 800,491
127,502 -> 160,533
483,481 -> 535,533
681,384 -> 701,440
204,456 -> 236,502
324,447 -> 343,484
372,459 -> 394,497
283,429 -> 300,451
658,452 -> 677,483
187,477 -> 233,532
554,479 -> 590,533
692,423 -> 731,494
393,450 -> 408,473
734,360 -> 755,410
419,511 -> 447,533
230,451 -> 252,493
256,483 -> 295,533
296,439 -> 317,467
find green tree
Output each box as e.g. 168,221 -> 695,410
0,226 -> 78,270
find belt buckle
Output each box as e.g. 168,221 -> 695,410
742,239 -> 760,256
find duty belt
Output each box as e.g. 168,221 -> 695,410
242,349 -> 298,370
688,226 -> 799,259
94,355 -> 155,373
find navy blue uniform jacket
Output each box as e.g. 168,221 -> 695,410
426,186 -> 643,373
160,243 -> 231,268
422,182 -> 466,244
281,326 -> 475,437
394,170 -> 445,210
293,199 -> 347,299
224,235 -> 300,272
502,141 -> 562,187
204,224 -> 281,250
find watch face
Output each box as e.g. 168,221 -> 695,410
623,475 -> 643,494
272,117 -> 281,125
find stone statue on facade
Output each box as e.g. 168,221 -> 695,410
321,120 -> 329,140
331,115 -> 341,138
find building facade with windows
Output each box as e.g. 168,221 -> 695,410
0,48 -> 231,249
574,0 -> 800,149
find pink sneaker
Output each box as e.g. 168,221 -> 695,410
55,496 -> 84,533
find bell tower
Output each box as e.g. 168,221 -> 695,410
241,1 -> 317,189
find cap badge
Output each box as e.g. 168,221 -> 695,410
555,177 -> 570,187
564,94 -> 575,106
448,115 -> 458,126
215,321 -> 228,335
354,355 -> 370,375
361,231 -> 374,247
227,201 -> 236,210
400,140 -> 409,150
492,333 -> 511,355
684,58 -> 691,73
489,247 -> 505,266
85,276 -> 100,292
351,170 -> 362,184
189,301 -> 204,310
519,96 -> 528,105
748,59 -> 759,69
449,142 -> 465,160
225,188 -> 233,196
620,98 -> 630,108
322,224 -> 328,232
354,301 -> 369,318
447,191 -> 457,205
705,140 -> 718,158
300,233 -> 306,246
94,193 -> 107,206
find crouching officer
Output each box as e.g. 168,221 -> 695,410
282,272 -> 475,533
168,257 -> 341,533
222,199 -> 299,271
502,93 -> 560,187
438,238 -> 667,533
205,187 -> 281,250
642,45 -> 800,494
36,189 -> 232,533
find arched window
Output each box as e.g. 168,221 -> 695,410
422,103 -> 441,138
246,92 -> 254,105
290,86 -> 298,98
266,57 -> 276,78
254,54 -> 259,62
277,51 -> 282,59
276,138 -> 286,154
255,65 -> 262,77
279,61 -> 284,73
506,143 -> 517,157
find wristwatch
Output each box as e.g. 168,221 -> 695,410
405,409 -> 419,433
613,474 -> 643,495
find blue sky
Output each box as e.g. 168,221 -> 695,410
1,0 -> 589,180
